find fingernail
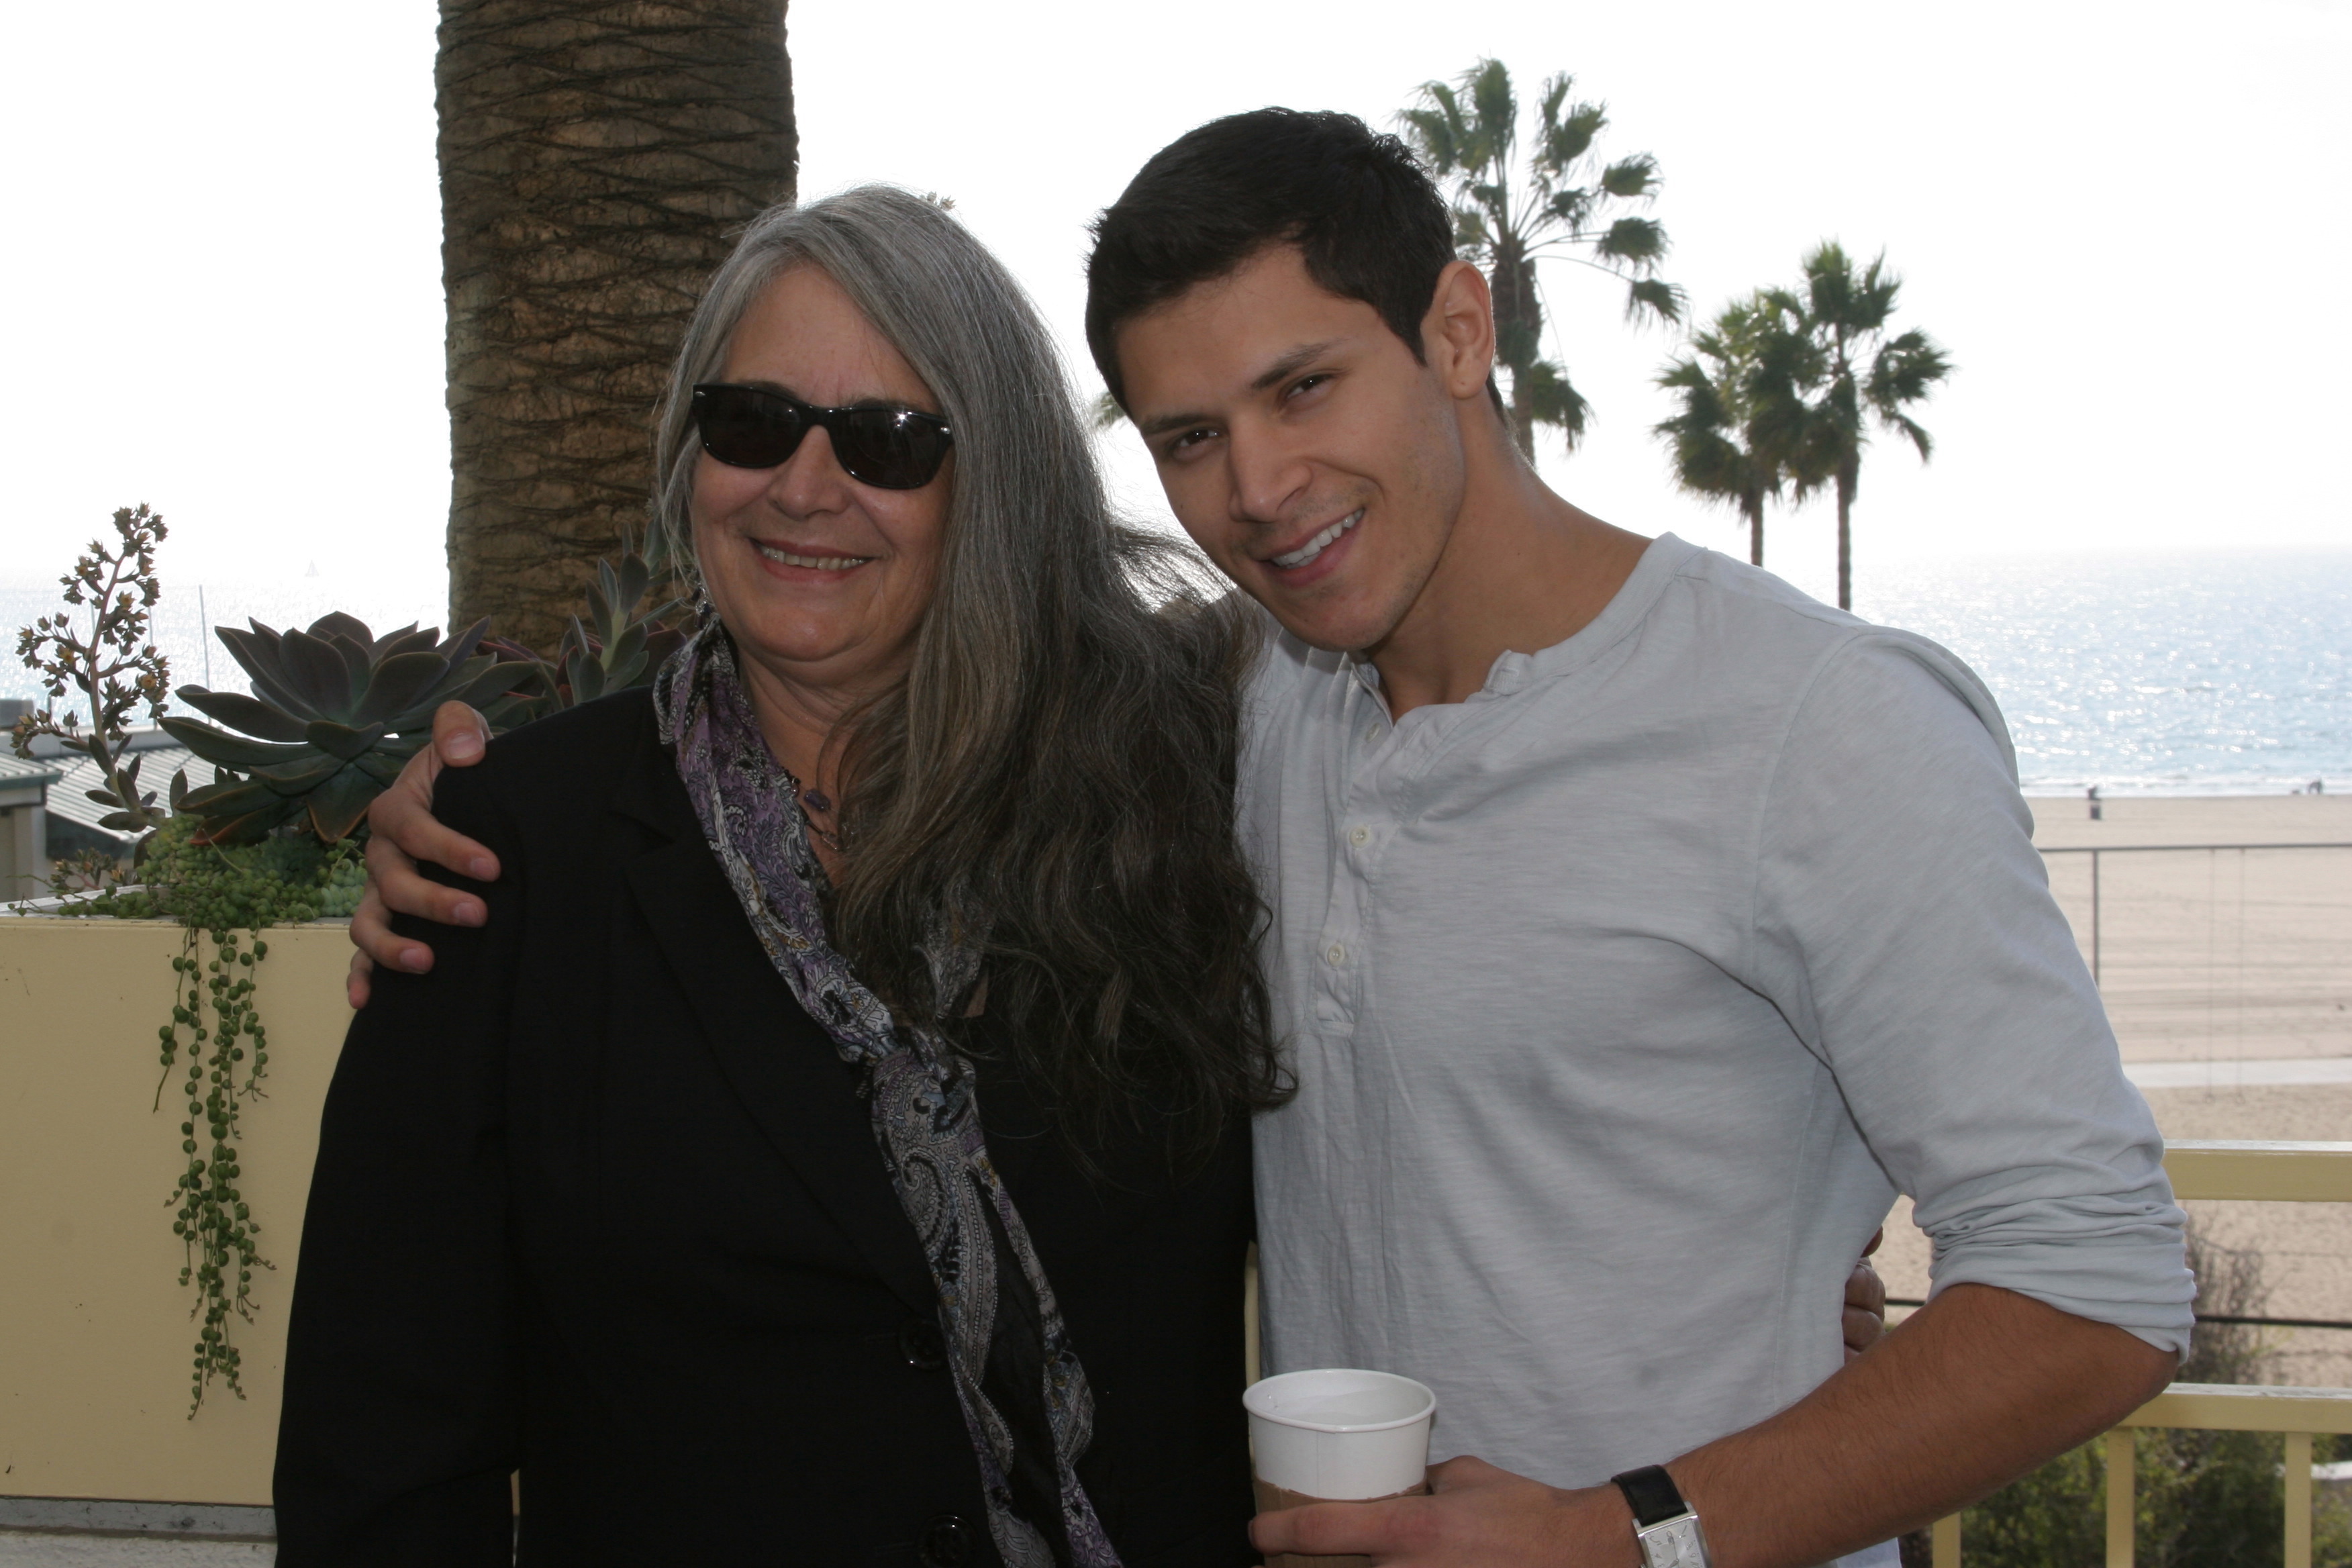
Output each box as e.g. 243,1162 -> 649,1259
446,730 -> 483,761
456,899 -> 486,927
399,948 -> 429,973
469,856 -> 495,880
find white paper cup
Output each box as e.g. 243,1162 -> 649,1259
1244,1368 -> 1437,1502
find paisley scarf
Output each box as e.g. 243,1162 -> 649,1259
653,620 -> 1120,1568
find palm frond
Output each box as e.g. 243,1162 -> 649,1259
1536,72 -> 1574,138
1751,287 -> 1808,339
1545,102 -> 1607,173
1596,215 -> 1667,270
1464,58 -> 1518,164
1398,81 -> 1480,176
1886,411 -> 1934,461
1516,358 -> 1589,446
1869,331 -> 1951,397
1801,240 -> 1856,324
1396,105 -> 1461,174
1624,275 -> 1686,325
1654,362 -> 1771,513
1451,206 -> 1493,258
1857,250 -> 1902,315
1541,186 -> 1596,234
1655,356 -> 1729,429
1802,241 -> 1903,334
1599,153 -> 1658,199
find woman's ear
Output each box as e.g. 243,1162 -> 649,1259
1422,260 -> 1500,404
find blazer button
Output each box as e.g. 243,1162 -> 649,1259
918,1512 -> 975,1566
899,1320 -> 946,1371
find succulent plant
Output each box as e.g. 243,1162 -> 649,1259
482,543 -> 686,717
162,614 -> 540,842
549,548 -> 687,707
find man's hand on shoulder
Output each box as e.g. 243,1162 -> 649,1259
345,701 -> 497,1009
1845,1229 -> 1888,1361
1249,1457 -> 1638,1567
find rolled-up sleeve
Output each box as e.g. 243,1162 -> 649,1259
1751,633 -> 2194,1356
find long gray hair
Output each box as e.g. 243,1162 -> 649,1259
651,185 -> 1284,1167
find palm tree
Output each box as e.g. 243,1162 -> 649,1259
1776,244 -> 1953,611
1399,60 -> 1681,460
437,1 -> 798,654
1654,295 -> 1810,567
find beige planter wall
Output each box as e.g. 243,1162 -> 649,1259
0,920 -> 351,1505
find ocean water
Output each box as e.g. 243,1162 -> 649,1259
5,550 -> 2347,796
1854,550 -> 2351,797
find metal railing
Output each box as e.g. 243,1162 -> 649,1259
2038,841 -> 2352,985
1243,1150 -> 2351,1565
1931,1140 -> 2352,1568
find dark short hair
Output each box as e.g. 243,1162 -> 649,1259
1085,108 -> 1459,409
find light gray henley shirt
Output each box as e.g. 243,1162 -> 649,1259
1242,533 -> 2193,1498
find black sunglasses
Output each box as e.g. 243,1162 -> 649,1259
691,383 -> 954,490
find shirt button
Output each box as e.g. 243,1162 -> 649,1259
1326,942 -> 1346,965
919,1514 -> 975,1566
1365,725 -> 1381,744
1349,826 -> 1370,846
899,1320 -> 946,1370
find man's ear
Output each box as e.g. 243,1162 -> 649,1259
1422,260 -> 1498,403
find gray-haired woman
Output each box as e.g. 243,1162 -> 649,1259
277,187 -> 1285,1567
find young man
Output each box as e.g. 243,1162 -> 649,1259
355,111 -> 2188,1567
1075,109 -> 2186,1567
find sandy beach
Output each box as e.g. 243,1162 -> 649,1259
1877,793 -> 2352,1385
2032,792 -> 2352,1065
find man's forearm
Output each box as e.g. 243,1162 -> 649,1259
1669,1283 -> 2176,1567
1248,1283 -> 2176,1567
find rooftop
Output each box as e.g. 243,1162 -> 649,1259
29,732 -> 203,844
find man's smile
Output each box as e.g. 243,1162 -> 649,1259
1263,508 -> 1363,571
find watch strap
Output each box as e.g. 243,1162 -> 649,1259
1610,1465 -> 1689,1526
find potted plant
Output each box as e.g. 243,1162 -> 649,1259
3,505 -> 678,1506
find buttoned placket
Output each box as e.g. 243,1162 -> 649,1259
1309,648 -> 1552,1030
1310,659 -> 1404,1028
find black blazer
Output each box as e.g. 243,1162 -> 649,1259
275,689 -> 1257,1567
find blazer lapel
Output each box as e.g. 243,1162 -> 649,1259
614,741 -> 940,1320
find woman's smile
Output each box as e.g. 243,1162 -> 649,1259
750,537 -> 879,573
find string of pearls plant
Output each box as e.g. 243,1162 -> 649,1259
112,820 -> 364,1406
17,509 -> 677,1411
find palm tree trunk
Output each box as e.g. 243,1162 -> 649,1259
1745,495 -> 1763,568
1506,370 -> 1537,462
1487,239 -> 1541,462
1836,469 -> 1856,611
438,0 -> 797,654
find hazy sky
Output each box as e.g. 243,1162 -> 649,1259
5,0 -> 2346,624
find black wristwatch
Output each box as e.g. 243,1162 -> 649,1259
1610,1465 -> 1712,1568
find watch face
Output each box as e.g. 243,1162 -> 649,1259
1636,1514 -> 1710,1568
